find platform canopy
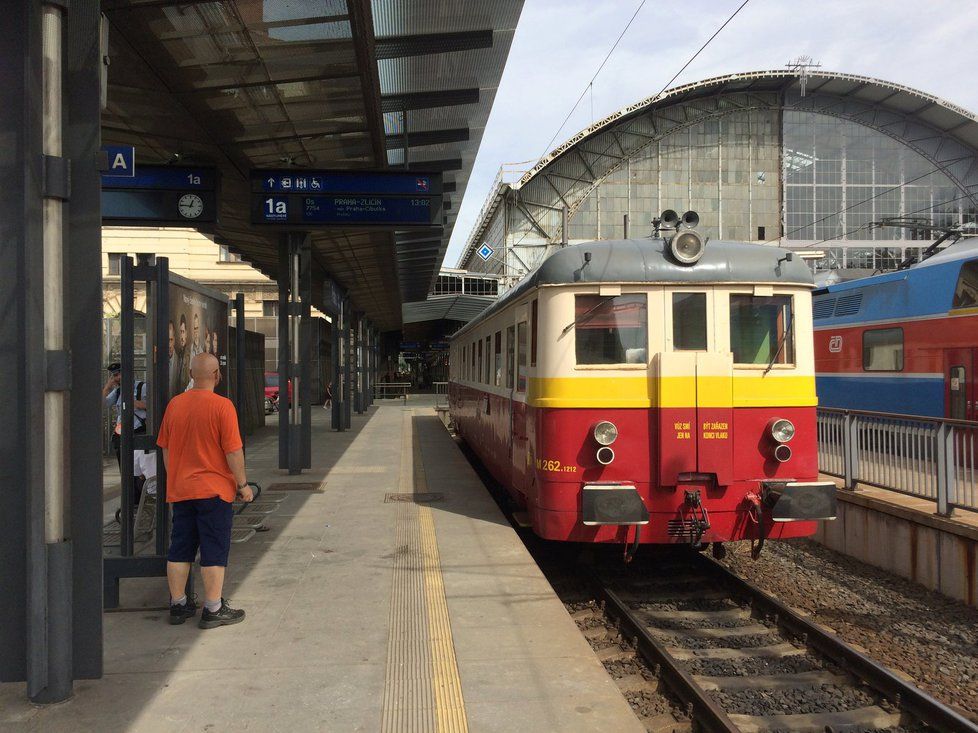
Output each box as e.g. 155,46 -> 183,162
101,0 -> 522,330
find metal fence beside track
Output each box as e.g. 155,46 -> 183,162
373,382 -> 411,402
434,381 -> 448,407
817,407 -> 978,515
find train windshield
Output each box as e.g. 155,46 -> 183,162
730,295 -> 795,366
952,260 -> 978,308
574,294 -> 648,365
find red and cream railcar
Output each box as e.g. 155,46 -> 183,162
449,227 -> 837,550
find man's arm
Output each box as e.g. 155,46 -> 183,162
161,448 -> 169,472
226,449 -> 252,502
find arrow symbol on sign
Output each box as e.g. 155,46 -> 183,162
267,177 -> 275,188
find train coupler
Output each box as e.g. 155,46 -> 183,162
682,489 -> 711,547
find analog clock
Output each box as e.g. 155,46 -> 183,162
178,193 -> 204,219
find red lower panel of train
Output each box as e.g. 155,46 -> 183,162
449,384 -> 821,544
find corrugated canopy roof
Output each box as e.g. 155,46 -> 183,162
102,0 -> 522,330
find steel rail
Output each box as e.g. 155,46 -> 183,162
700,556 -> 978,733
593,581 -> 739,733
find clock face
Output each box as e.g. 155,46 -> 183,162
178,194 -> 204,219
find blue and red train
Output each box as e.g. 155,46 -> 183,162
813,241 -> 978,420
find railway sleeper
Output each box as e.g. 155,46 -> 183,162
638,608 -> 750,623
727,705 -> 904,733
666,642 -> 805,661
692,670 -> 849,691
649,623 -> 772,640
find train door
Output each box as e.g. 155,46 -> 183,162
945,348 -> 975,421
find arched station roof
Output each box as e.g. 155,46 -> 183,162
460,70 -> 978,268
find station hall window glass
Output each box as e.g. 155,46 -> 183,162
506,325 -> 515,389
863,328 -> 904,371
108,252 -> 123,275
517,322 -> 528,393
673,293 -> 707,350
730,295 -> 795,365
494,331 -> 502,387
952,260 -> 978,309
262,300 -> 279,318
574,294 -> 648,365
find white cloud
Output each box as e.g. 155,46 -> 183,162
446,0 -> 978,265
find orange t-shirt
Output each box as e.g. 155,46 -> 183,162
157,389 -> 243,503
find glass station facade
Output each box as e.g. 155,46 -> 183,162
562,108 -> 975,274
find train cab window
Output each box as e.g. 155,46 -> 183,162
517,322 -> 528,392
952,260 -> 978,309
494,332 -> 502,386
506,326 -> 515,388
730,295 -> 795,365
672,293 -> 707,350
574,294 -> 648,365
477,339 -> 483,383
863,328 -> 904,371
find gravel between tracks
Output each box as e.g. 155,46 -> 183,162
719,538 -> 978,718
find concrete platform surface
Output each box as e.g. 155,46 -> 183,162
0,399 -> 642,732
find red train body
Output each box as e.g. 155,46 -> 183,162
450,235 -> 837,549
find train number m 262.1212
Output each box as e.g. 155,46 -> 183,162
449,210 -> 837,557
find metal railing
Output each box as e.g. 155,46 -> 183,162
374,382 -> 411,402
434,381 -> 449,408
817,407 -> 978,515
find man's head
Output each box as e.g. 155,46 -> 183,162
107,362 -> 122,385
179,315 -> 188,350
168,321 -> 175,357
193,313 -> 200,346
189,352 -> 221,390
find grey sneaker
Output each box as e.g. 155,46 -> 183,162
198,598 -> 245,629
169,596 -> 198,625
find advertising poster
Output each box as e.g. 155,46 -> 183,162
166,275 -> 229,402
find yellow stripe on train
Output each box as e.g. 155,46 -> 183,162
527,375 -> 817,409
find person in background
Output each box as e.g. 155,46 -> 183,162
102,362 -> 149,508
323,382 -> 332,409
168,320 -> 180,399
177,314 -> 191,388
203,327 -> 211,354
159,352 -> 251,629
190,312 -> 203,362
211,330 -> 219,357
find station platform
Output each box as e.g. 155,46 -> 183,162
0,398 -> 642,732
816,475 -> 978,607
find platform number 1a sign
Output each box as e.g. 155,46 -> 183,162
263,196 -> 288,221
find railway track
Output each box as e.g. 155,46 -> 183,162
591,553 -> 978,733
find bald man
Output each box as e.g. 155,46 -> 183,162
158,352 -> 252,628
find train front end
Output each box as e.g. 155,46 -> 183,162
527,227 -> 837,549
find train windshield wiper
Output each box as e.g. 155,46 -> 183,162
560,300 -> 608,336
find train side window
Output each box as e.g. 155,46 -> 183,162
863,328 -> 903,371
730,294 -> 795,365
462,345 -> 467,380
530,299 -> 538,367
672,293 -> 707,350
494,331 -> 502,387
506,325 -> 515,389
574,294 -> 648,365
471,341 -> 476,378
517,322 -> 528,392
477,339 -> 483,383
952,260 -> 978,309
485,336 -> 491,385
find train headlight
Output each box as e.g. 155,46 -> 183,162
592,421 -> 618,446
770,418 -> 795,443
773,444 -> 792,463
669,230 -> 705,265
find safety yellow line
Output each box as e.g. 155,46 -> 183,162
414,414 -> 469,733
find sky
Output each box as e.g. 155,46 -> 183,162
444,0 -> 978,266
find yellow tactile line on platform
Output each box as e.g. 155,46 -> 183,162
380,410 -> 468,733
415,426 -> 469,733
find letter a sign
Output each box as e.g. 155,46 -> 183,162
100,145 -> 135,178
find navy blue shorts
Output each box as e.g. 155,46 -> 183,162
167,497 -> 233,567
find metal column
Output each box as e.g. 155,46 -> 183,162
331,302 -> 344,431
277,233 -> 311,473
234,292 -> 246,451
0,0 -> 103,697
343,300 -> 353,430
353,312 -> 363,414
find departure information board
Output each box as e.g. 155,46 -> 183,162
250,169 -> 442,227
